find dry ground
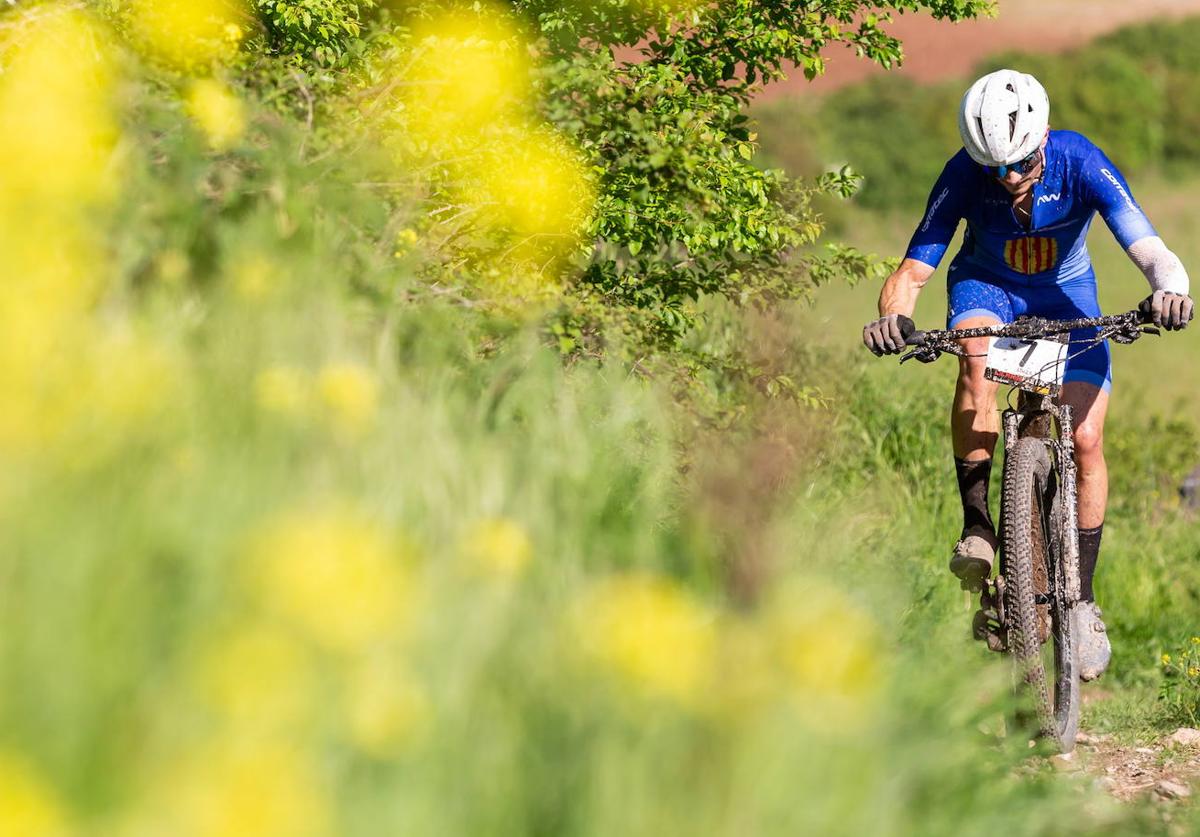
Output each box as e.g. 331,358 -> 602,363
758,0 -> 1200,100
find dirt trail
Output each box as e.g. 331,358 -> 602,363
1048,691 -> 1200,808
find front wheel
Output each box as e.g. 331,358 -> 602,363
1001,436 -> 1079,753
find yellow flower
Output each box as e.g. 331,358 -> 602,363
766,582 -> 880,719
393,228 -> 419,258
0,753 -> 66,837
1191,636 -> 1200,645
316,363 -> 379,438
465,127 -> 595,243
403,10 -> 530,146
230,253 -> 279,300
462,518 -> 532,579
186,79 -> 246,150
572,573 -> 715,706
150,739 -> 330,837
1189,668 -> 1199,678
0,7 -> 119,206
1163,653 -> 1173,665
343,658 -> 430,758
193,623 -> 314,729
255,365 -> 311,419
246,510 -> 414,653
126,0 -> 248,70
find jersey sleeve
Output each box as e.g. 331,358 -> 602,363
1081,146 -> 1157,249
904,155 -> 969,269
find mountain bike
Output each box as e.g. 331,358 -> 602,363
893,309 -> 1157,753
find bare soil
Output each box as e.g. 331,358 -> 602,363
758,0 -> 1200,100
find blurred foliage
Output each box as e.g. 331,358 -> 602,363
8,1 -> 1196,834
757,15 -> 1200,212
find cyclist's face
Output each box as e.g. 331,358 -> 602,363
995,152 -> 1043,195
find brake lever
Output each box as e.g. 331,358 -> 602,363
900,346 -> 941,364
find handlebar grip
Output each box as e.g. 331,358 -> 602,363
896,315 -> 924,346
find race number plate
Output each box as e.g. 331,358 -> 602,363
984,337 -> 1067,395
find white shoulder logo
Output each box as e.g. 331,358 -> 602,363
1036,192 -> 1061,205
1100,168 -> 1138,212
921,187 -> 950,232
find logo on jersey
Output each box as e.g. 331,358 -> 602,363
921,187 -> 950,232
1036,192 -> 1061,205
1100,168 -> 1138,212
1004,237 -> 1059,275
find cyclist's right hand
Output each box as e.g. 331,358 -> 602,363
863,314 -> 907,356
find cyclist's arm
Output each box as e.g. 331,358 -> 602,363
1125,235 -> 1190,295
878,258 -> 936,317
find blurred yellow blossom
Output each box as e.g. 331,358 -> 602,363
404,9 -> 530,146
573,573 -> 716,706
464,128 -> 595,243
193,623 -> 315,729
126,0 -> 248,70
186,78 -> 247,150
766,583 -> 880,719
317,363 -> 379,438
247,510 -> 414,652
1164,653 -> 1173,665
393,228 -> 419,258
462,517 -> 532,579
148,739 -> 329,837
230,253 -> 280,300
0,753 -> 67,837
255,365 -> 311,419
0,7 -> 118,205
343,657 -> 430,758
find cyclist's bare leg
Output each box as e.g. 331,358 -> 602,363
948,315 -> 1003,585
1060,380 -> 1112,677
1059,381 -> 1109,529
950,315 -> 1003,461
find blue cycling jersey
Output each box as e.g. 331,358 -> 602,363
905,130 -> 1156,283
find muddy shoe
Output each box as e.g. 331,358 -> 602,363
1076,602 -> 1112,681
949,534 -> 996,592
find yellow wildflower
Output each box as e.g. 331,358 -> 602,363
246,510 -> 414,652
1191,636 -> 1200,645
343,658 -> 430,758
0,7 -> 119,205
462,517 -> 532,579
186,78 -> 247,150
230,253 -> 279,301
766,582 -> 880,719
0,753 -> 66,837
1163,653 -> 1173,666
316,363 -> 379,438
126,0 -> 248,70
255,365 -> 311,419
1190,668 -> 1199,678
193,623 -> 314,729
152,739 -> 329,837
404,9 -> 530,146
572,573 -> 715,706
393,228 -> 419,258
465,127 -> 595,243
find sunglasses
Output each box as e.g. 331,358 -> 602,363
986,149 -> 1042,179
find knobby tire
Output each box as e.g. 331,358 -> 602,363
1002,437 -> 1079,753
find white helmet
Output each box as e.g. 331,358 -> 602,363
958,69 -> 1049,167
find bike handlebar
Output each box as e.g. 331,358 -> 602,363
894,309 -> 1157,364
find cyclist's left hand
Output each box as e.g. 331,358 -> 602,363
1139,290 -> 1194,331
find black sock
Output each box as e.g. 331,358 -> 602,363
955,457 -> 996,541
1079,524 -> 1103,602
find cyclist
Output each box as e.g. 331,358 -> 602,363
861,69 -> 1193,681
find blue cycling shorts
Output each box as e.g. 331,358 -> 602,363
946,265 -> 1112,393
